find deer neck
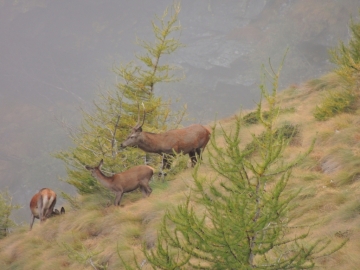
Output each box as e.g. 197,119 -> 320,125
93,169 -> 113,189
137,132 -> 165,153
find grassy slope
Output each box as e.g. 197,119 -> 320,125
1,73 -> 360,269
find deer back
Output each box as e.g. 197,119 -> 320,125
112,165 -> 154,192
161,124 -> 211,154
29,188 -> 57,218
123,124 -> 210,155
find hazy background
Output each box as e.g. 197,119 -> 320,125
1,0 -> 359,222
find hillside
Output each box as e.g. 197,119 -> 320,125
1,0 -> 359,220
0,71 -> 360,269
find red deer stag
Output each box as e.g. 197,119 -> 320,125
85,159 -> 154,206
29,188 -> 65,230
120,109 -> 211,171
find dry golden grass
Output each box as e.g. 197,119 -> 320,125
1,72 -> 360,269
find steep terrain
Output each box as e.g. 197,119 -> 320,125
1,72 -> 360,269
1,0 -> 359,223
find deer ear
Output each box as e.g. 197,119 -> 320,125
137,127 -> 142,132
85,165 -> 91,170
61,207 -> 65,215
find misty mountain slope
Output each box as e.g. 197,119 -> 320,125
1,0 -> 359,224
1,72 -> 360,269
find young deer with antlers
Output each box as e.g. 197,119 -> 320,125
85,159 -> 154,206
29,188 -> 65,230
120,108 -> 211,171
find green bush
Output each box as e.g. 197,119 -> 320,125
329,10 -> 360,87
242,107 -> 295,125
275,121 -> 301,141
0,191 -> 20,239
245,122 -> 301,154
307,75 -> 342,92
242,110 -> 270,125
314,90 -> 356,121
313,11 -> 360,121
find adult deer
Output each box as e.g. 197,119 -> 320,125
29,188 -> 65,230
85,159 -> 154,206
120,109 -> 211,171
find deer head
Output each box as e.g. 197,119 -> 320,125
85,159 -> 104,176
120,105 -> 146,148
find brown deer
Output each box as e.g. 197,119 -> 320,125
85,159 -> 154,206
120,109 -> 211,171
29,188 -> 65,230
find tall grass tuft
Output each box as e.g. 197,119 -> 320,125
314,12 -> 360,121
340,200 -> 360,221
314,90 -> 356,121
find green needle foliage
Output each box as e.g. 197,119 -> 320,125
0,190 -> 20,239
61,239 -> 108,270
139,61 -> 346,269
54,3 -> 185,199
315,10 -> 360,121
329,10 -> 360,88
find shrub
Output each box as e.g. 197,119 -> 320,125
242,110 -> 270,125
314,90 -> 356,121
0,191 -> 20,239
313,11 -> 360,121
306,74 -> 343,92
245,122 -> 301,154
243,108 -> 295,125
329,11 -> 360,87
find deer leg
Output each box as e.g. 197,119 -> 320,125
45,197 -> 57,218
159,154 -> 173,177
196,148 -> 202,159
29,214 -> 35,230
38,196 -> 45,223
139,186 -> 147,197
189,150 -> 197,167
44,208 -> 51,219
114,192 -> 124,206
146,185 -> 152,196
139,177 -> 152,197
142,183 -> 152,197
196,148 -> 204,163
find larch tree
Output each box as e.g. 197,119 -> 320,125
137,61 -> 346,269
54,3 -> 185,202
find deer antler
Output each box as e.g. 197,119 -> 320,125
135,102 -> 146,129
135,102 -> 141,128
140,102 -> 146,128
